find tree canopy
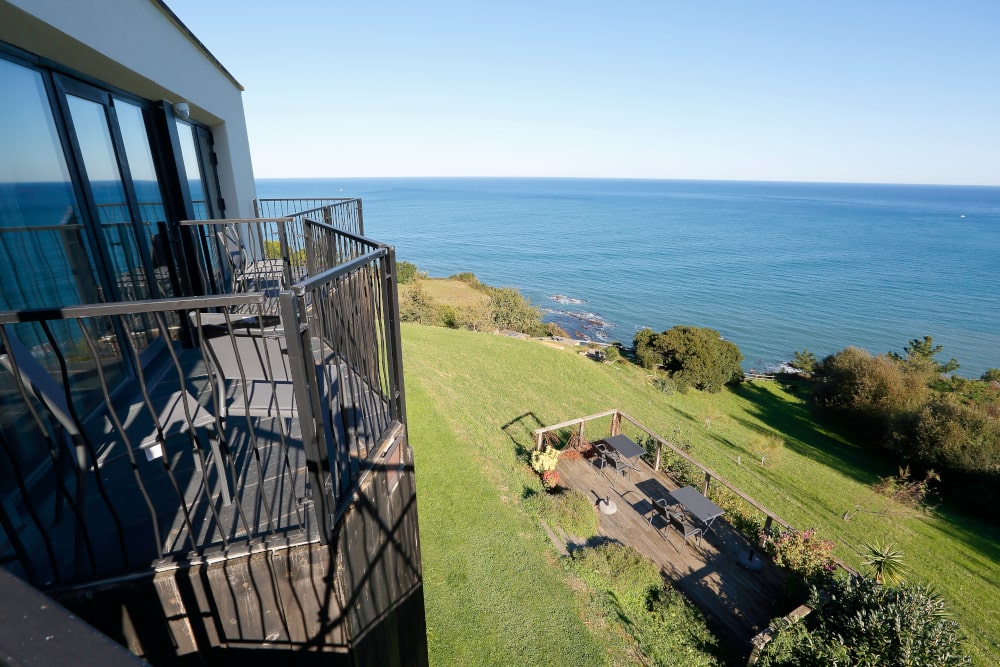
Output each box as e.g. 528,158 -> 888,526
889,335 -> 960,374
633,325 -> 743,392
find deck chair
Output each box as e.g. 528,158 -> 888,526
218,226 -> 285,298
667,512 -> 703,553
199,325 -> 298,421
603,451 -> 631,479
647,498 -> 673,527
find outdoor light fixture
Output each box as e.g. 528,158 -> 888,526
173,101 -> 190,119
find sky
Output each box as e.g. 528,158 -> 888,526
166,1 -> 1000,185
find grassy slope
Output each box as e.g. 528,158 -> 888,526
406,369 -> 607,665
402,323 -> 1000,666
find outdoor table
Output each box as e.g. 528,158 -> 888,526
670,485 -> 725,534
604,434 -> 645,459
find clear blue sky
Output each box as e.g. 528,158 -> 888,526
167,1 -> 1000,185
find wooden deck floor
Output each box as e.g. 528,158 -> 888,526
557,451 -> 791,660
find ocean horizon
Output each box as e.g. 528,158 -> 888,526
256,177 -> 1000,377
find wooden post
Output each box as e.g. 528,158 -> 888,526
578,419 -> 584,445
654,442 -> 662,471
611,410 -> 621,436
703,471 -> 711,496
535,431 -> 543,451
762,516 -> 774,540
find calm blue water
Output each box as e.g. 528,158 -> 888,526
256,178 -> 1000,377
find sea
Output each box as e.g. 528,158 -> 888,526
255,178 -> 1000,378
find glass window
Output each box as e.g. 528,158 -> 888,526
176,121 -> 211,220
115,99 -> 173,296
0,58 -> 99,311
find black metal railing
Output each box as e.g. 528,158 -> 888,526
0,221 -> 407,588
280,242 -> 406,542
254,198 -> 364,237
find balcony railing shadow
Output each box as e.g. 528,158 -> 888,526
0,200 -> 407,595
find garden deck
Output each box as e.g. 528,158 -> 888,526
557,450 -> 791,660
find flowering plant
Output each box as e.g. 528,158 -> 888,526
530,446 -> 560,473
759,527 -> 836,584
541,469 -> 561,491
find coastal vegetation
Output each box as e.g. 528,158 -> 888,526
400,322 -> 998,665
810,338 -> 1000,521
758,575 -> 970,667
634,325 -> 744,392
397,266 -> 566,338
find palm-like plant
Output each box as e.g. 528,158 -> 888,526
862,540 -> 906,586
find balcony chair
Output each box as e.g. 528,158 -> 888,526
667,512 -> 703,554
647,497 -> 677,529
219,226 -> 285,303
603,451 -> 631,479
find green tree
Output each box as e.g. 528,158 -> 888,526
644,325 -> 743,392
487,287 -> 543,334
790,349 -> 817,373
981,368 -> 1000,383
633,327 -> 660,369
397,260 -> 421,284
398,281 -> 438,324
890,335 -> 960,374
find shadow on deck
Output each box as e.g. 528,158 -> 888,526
558,452 -> 792,662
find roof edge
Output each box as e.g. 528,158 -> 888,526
154,0 -> 244,91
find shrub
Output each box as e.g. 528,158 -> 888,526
398,282 -> 438,324
759,527 -> 836,586
397,260 -> 422,284
543,321 -> 569,338
657,449 -> 702,489
862,540 -> 906,586
529,446 -> 560,473
872,466 -> 939,511
567,543 -> 720,666
487,286 -> 543,334
449,271 -> 480,287
707,485 -> 766,539
522,488 -> 597,538
653,376 -> 677,394
602,345 -> 621,363
541,469 -> 561,491
760,575 -> 971,666
982,368 -> 1000,383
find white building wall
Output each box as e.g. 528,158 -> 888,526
0,0 -> 256,217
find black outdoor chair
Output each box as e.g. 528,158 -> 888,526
667,512 -> 703,554
603,451 -> 631,479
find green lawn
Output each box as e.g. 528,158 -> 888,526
402,323 -> 1000,666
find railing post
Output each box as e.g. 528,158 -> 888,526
356,199 -> 364,236
703,472 -> 711,495
381,248 -> 407,426
279,289 -> 332,544
276,218 -> 294,288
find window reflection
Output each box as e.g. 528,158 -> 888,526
116,99 -> 172,296
176,121 -> 210,219
0,59 -> 99,311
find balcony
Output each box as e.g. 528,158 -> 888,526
0,199 -> 425,664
